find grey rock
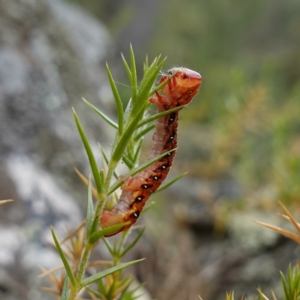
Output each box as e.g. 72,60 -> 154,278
0,0 -> 111,299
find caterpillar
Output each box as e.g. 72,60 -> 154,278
101,67 -> 202,236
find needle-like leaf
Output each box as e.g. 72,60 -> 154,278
135,57 -> 167,113
81,259 -> 144,287
82,98 -> 118,130
86,175 -> 94,238
134,124 -> 155,142
129,45 -> 137,105
122,155 -> 134,169
137,105 -> 185,129
89,223 -> 129,244
106,63 -> 124,134
132,138 -> 144,165
141,201 -> 156,214
99,145 -> 118,180
118,277 -> 135,299
121,53 -> 132,82
103,237 -> 113,255
51,227 -> 75,285
143,55 -> 149,75
73,109 -> 102,195
112,100 -> 149,162
60,275 -> 69,300
121,227 -> 145,257
155,172 -> 188,193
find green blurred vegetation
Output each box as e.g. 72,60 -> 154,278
148,0 -> 300,204
67,0 -> 300,204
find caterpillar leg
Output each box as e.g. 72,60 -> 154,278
167,76 -> 177,92
149,90 -> 170,106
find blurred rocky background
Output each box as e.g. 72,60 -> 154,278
0,0 -> 300,299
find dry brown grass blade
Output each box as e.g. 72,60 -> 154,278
64,224 -> 82,254
278,201 -> 300,233
278,213 -> 292,221
271,290 -> 277,300
39,265 -> 63,291
41,286 -> 60,295
61,221 -> 86,244
74,167 -> 98,199
87,260 -> 113,268
278,213 -> 300,229
38,264 -> 64,278
87,290 -> 99,300
0,199 -> 13,205
253,220 -> 300,244
257,289 -> 269,300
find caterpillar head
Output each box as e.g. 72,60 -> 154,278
168,67 -> 201,88
160,67 -> 202,105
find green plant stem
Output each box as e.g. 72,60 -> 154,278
68,243 -> 93,300
104,160 -> 118,194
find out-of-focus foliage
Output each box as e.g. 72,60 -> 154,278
147,0 -> 300,204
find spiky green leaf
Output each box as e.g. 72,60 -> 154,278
61,275 -> 69,300
141,201 -> 156,214
103,237 -> 114,255
51,227 -> 75,285
132,138 -> 144,165
134,124 -> 155,142
111,100 -> 149,162
143,55 -> 149,75
99,169 -> 105,187
122,155 -> 134,169
137,105 -> 185,129
121,53 -> 132,82
129,45 -> 138,105
99,145 -> 118,180
89,222 -> 129,244
73,109 -> 102,195
155,172 -> 188,193
121,227 -> 146,257
81,259 -> 144,287
106,63 -> 124,134
280,271 -> 289,299
82,98 -> 118,129
136,57 -> 167,111
118,277 -> 135,300
86,175 -> 94,238
121,280 -> 144,300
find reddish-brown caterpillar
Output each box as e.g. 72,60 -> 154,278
101,67 -> 202,236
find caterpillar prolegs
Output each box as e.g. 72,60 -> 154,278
101,68 -> 202,236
